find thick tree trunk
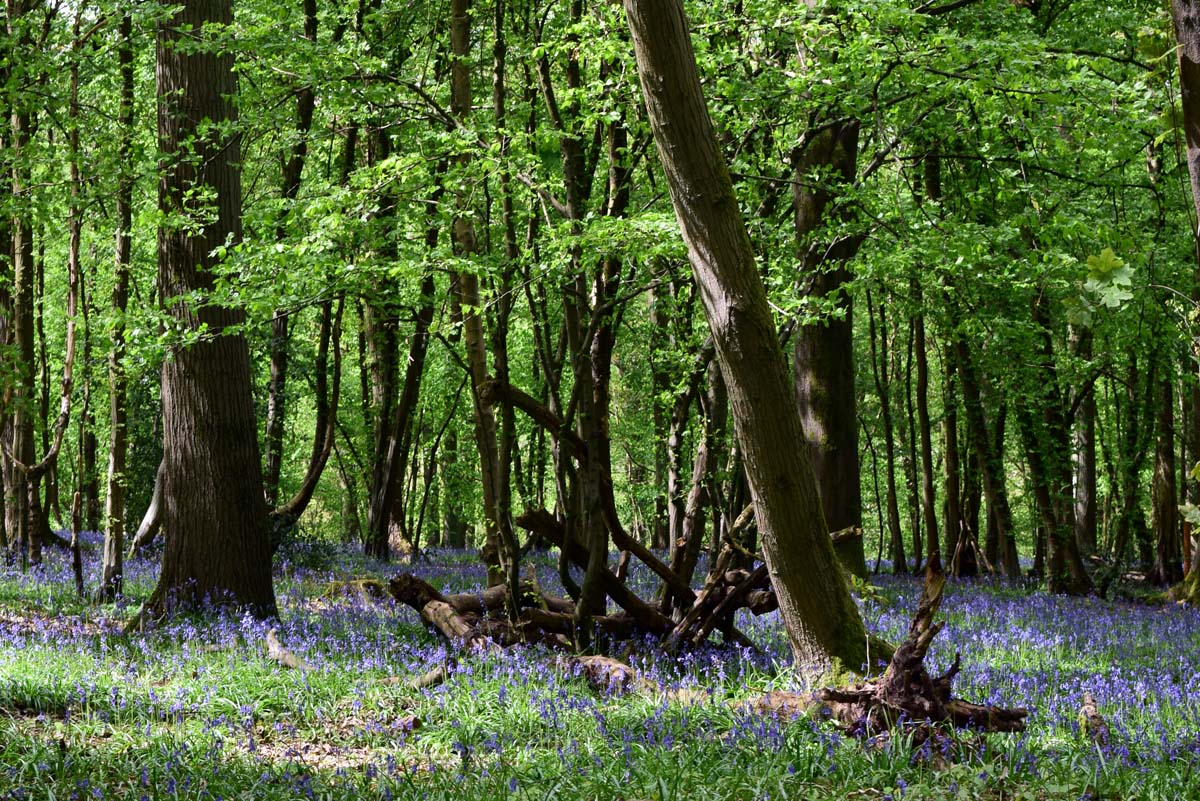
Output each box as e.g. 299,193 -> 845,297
143,0 -> 277,621
792,119 -> 867,580
625,0 -> 869,672
1170,0 -> 1200,602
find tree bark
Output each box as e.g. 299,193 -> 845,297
143,0 -> 277,621
867,291 -> 906,574
5,0 -> 38,565
625,0 -> 869,672
1170,0 -> 1200,602
1070,324 -> 1097,555
262,0 -> 318,508
954,336 -> 1019,579
792,119 -> 867,579
914,306 -> 940,572
100,11 -> 135,601
1150,375 -> 1182,585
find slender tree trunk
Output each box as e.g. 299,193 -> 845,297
902,319 -> 922,569
942,344 -> 975,576
626,0 -> 869,671
1018,291 -> 1092,594
143,0 -> 277,621
867,291 -> 906,574
954,336 -> 1019,579
6,0 -> 37,565
262,0 -> 318,507
101,11 -> 136,601
1070,325 -> 1098,555
914,306 -> 939,572
1150,375 -> 1182,585
450,0 -> 519,615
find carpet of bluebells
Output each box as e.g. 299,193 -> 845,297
0,534 -> 1197,800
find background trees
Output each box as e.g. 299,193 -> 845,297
1,0 -> 1198,633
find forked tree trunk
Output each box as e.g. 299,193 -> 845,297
142,0 -> 276,621
625,0 -> 869,672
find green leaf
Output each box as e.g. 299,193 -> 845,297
1085,248 -> 1124,281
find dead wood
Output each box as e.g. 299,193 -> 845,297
515,509 -> 674,635
266,628 -> 311,671
809,567 -> 1027,737
1078,692 -> 1109,744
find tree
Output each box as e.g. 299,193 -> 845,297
141,0 -> 277,621
624,0 -> 868,671
1171,0 -> 1200,602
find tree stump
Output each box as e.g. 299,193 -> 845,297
811,567 -> 1026,737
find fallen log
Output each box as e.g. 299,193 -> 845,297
389,572 -> 647,651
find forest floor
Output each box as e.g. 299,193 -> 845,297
0,536 -> 1196,800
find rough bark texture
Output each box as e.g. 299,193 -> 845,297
625,0 -> 868,672
810,568 -> 1026,736
1172,0 -> 1200,603
792,121 -> 867,580
144,0 -> 277,620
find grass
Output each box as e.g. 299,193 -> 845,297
0,535 -> 1197,800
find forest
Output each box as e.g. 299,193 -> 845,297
2,0 -> 1200,798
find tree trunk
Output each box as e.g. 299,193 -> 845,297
100,11 -> 135,601
867,291 -> 906,574
1170,0 -> 1200,602
625,0 -> 869,672
143,0 -> 277,621
914,307 -> 940,572
262,0 -> 318,507
942,344 -> 975,576
792,118 -> 867,580
5,0 -> 38,565
1150,375 -> 1182,585
1070,325 -> 1098,555
954,337 -> 1019,579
